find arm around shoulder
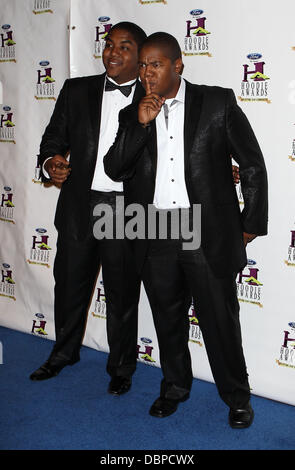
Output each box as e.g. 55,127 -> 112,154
226,89 -> 268,236
104,106 -> 150,182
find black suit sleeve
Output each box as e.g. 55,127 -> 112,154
38,79 -> 70,182
226,89 -> 268,235
104,106 -> 150,182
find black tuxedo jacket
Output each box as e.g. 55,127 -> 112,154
38,73 -> 145,239
104,80 -> 268,277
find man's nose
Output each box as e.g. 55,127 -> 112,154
109,46 -> 121,58
143,65 -> 153,78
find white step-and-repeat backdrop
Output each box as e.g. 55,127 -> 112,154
0,0 -> 295,406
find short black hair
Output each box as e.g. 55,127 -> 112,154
141,32 -> 182,62
108,22 -> 147,50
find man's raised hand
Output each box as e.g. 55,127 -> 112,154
138,81 -> 165,126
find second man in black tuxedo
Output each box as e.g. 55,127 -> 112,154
104,32 -> 268,427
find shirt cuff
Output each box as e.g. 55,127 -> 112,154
42,157 -> 52,178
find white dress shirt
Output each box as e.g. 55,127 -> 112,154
91,76 -> 136,192
43,76 -> 136,192
153,77 -> 190,209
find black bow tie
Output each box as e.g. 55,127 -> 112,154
105,78 -> 136,97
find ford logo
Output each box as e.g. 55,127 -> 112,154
2,24 -> 11,30
190,9 -> 203,16
288,322 -> 295,329
98,16 -> 110,23
39,61 -> 50,66
247,259 -> 256,265
3,263 -> 10,269
4,186 -> 11,191
35,313 -> 45,319
247,53 -> 262,61
36,228 -> 47,234
140,337 -> 152,344
3,106 -> 11,112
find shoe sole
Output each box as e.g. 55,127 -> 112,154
229,414 -> 254,429
29,370 -> 59,381
29,359 -> 78,381
149,394 -> 190,418
149,408 -> 177,418
108,385 -> 131,396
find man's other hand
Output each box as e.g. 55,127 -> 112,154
232,165 -> 240,185
243,232 -> 257,246
44,155 -> 71,184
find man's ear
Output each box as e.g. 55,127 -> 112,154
174,57 -> 184,75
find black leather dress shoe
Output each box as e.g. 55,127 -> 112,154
229,402 -> 254,429
108,376 -> 132,395
149,395 -> 189,418
30,358 -> 78,381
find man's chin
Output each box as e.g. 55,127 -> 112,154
105,70 -> 120,81
143,84 -> 159,94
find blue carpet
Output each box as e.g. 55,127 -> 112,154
0,326 -> 294,456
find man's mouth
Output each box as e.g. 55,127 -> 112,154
108,60 -> 122,67
145,82 -> 156,90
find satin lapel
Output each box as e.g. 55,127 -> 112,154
184,81 -> 203,175
133,80 -> 145,103
133,81 -> 157,176
88,73 -> 105,151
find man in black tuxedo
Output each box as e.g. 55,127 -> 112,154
29,22 -> 147,395
104,32 -> 268,427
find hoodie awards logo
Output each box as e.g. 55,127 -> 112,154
32,155 -> 42,184
0,186 -> 15,224
137,337 -> 156,365
236,259 -> 263,307
0,106 -> 15,144
91,280 -> 106,319
32,0 -> 53,15
0,263 -> 16,301
182,10 -> 212,57
285,229 -> 295,267
0,24 -> 16,63
288,132 -> 295,162
232,159 -> 244,205
31,313 -> 48,336
237,183 -> 244,205
239,53 -> 270,103
94,16 -> 112,59
276,322 -> 295,370
27,228 -> 51,268
35,61 -> 56,100
189,301 -> 203,347
235,181 -> 244,206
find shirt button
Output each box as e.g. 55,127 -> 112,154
173,201 -> 176,204
170,158 -> 174,161
171,179 -> 174,182
170,136 -> 173,139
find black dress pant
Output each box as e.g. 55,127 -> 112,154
50,191 -> 141,378
142,236 -> 250,409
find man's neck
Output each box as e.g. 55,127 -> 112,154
106,75 -> 137,86
164,77 -> 181,99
